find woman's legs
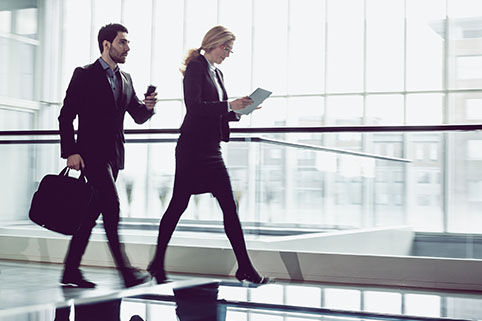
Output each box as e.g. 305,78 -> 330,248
211,166 -> 256,273
150,189 -> 191,272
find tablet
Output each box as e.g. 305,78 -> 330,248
236,87 -> 272,115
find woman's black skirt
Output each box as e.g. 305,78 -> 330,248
173,138 -> 232,196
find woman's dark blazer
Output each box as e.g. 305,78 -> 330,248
180,55 -> 239,148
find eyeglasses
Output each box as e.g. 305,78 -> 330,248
221,45 -> 234,54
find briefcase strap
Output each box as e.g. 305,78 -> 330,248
59,166 -> 88,183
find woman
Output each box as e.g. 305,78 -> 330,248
148,26 -> 270,285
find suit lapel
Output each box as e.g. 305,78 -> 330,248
93,60 -> 117,110
118,71 -> 130,110
214,69 -> 228,100
200,55 -> 227,101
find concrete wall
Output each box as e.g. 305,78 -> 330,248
1,225 -> 482,291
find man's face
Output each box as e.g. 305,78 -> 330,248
108,32 -> 130,64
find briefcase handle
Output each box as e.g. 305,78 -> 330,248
59,166 -> 88,183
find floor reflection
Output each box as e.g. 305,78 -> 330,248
54,298 -> 121,321
53,281 -> 226,321
173,281 -> 226,321
55,287 -> 123,321
1,261 -> 482,321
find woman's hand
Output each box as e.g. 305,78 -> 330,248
230,96 -> 253,112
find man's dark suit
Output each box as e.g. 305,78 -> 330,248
58,59 -> 153,274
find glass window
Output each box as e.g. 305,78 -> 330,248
62,0 -> 91,90
405,294 -> 441,318
219,0 -> 253,97
448,0 -> 482,89
468,181 -> 482,201
456,55 -> 482,80
250,97 -> 288,127
376,193 -> 389,205
0,11 -> 12,32
445,296 -> 482,320
467,140 -> 482,159
326,0 -> 364,93
466,98 -> 482,120
366,0 -> 404,92
285,285 -> 321,308
324,288 -> 361,310
406,0 -> 445,91
153,1 -> 184,101
252,0 -> 288,95
326,95 -> 363,125
417,195 -> 431,206
406,93 -> 444,124
123,0 -> 154,96
366,94 -> 404,125
184,0 -> 217,50
415,143 -> 424,160
429,143 -> 438,160
92,0 -> 121,59
449,93 -> 482,124
417,172 -> 431,184
287,96 -> 324,127
15,8 -> 38,36
250,284 -> 284,304
288,0 -> 325,95
364,291 -> 401,314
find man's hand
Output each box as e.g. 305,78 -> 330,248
67,154 -> 85,170
144,92 -> 158,110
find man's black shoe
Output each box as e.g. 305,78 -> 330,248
122,267 -> 151,288
61,268 -> 96,288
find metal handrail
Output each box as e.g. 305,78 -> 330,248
1,123 -> 482,136
253,137 -> 410,162
0,136 -> 410,163
5,124 -> 480,162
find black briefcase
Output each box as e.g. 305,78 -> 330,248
29,167 -> 93,235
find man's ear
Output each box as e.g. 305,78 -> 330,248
102,40 -> 111,53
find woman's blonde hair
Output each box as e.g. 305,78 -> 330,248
180,25 -> 235,75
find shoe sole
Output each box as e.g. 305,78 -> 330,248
59,281 -> 96,288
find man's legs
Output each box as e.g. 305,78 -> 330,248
90,163 -> 149,287
62,163 -> 148,287
90,163 -> 130,270
61,169 -> 103,287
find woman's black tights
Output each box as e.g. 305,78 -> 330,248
150,186 -> 253,273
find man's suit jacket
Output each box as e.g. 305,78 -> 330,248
180,55 -> 239,148
58,59 -> 154,169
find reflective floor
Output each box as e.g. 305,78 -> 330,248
0,260 -> 481,321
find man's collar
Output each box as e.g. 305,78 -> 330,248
98,57 -> 119,74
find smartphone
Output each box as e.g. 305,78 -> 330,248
145,85 -> 156,96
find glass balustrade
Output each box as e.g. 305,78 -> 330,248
1,128 -> 482,261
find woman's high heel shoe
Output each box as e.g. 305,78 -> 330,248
147,265 -> 168,284
235,268 -> 273,285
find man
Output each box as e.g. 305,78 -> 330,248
58,23 -> 157,288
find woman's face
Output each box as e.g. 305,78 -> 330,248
209,41 -> 234,65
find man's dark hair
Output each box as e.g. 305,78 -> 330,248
97,23 -> 128,54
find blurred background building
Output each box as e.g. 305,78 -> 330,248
2,0 -> 482,314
